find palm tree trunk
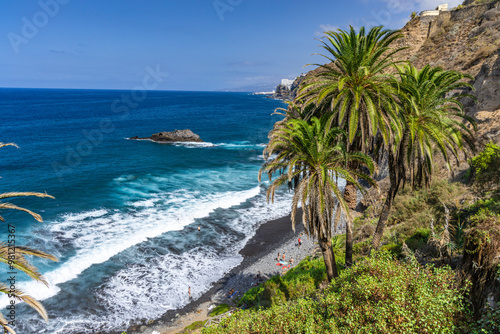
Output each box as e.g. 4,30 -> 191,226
319,237 -> 338,282
370,131 -> 410,253
344,181 -> 357,209
345,217 -> 354,267
370,184 -> 397,252
370,148 -> 401,253
344,179 -> 357,268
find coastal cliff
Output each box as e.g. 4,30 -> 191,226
398,0 -> 500,145
272,75 -> 306,100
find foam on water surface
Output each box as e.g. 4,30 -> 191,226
10,185 -> 294,333
0,185 -> 262,305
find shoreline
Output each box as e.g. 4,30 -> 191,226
125,212 -> 319,334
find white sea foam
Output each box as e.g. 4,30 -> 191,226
172,141 -> 265,150
96,249 -> 242,322
0,186 -> 262,308
24,188 -> 294,333
249,155 -> 265,161
127,137 -> 266,150
60,209 -> 108,222
172,141 -> 216,147
125,138 -> 216,147
23,249 -> 243,333
216,142 -> 266,150
5,167 -> 296,333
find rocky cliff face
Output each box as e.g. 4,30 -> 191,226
397,0 -> 500,145
272,75 -> 307,100
273,84 -> 293,100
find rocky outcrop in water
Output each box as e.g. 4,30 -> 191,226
130,129 -> 203,143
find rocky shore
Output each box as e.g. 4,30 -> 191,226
125,213 -> 325,334
130,129 -> 203,143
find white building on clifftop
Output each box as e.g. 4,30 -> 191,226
281,79 -> 294,90
421,3 -> 448,17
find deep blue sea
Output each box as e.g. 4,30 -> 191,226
0,88 -> 292,333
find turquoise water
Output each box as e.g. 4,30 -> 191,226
0,88 -> 292,333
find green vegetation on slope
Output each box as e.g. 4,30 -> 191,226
469,141 -> 500,195
209,303 -> 230,317
203,142 -> 500,333
238,256 -> 326,309
204,252 -> 467,334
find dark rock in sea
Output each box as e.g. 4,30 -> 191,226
129,129 -> 203,143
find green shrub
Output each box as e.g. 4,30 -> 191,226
469,142 -> 500,193
184,320 -> 208,332
322,252 -> 467,333
469,304 -> 500,333
381,243 -> 402,255
405,228 -> 431,250
204,252 -> 468,333
460,197 -> 500,226
353,238 -> 371,255
205,298 -> 325,333
237,256 -> 326,309
209,303 -> 230,317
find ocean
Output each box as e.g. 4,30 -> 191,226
0,88 -> 293,333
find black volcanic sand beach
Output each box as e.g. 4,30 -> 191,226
125,212 -> 323,334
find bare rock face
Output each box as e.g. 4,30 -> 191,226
470,53 -> 500,144
130,129 -> 203,143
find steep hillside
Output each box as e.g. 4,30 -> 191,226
397,0 -> 500,144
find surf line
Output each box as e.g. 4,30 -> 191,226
6,224 -> 17,327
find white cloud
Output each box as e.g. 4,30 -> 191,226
320,24 -> 340,32
315,24 -> 341,37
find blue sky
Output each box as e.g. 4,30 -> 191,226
0,0 -> 461,91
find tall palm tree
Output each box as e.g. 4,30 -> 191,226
370,65 -> 476,251
0,143 -> 57,334
259,115 -> 375,282
298,26 -> 405,151
297,26 -> 406,265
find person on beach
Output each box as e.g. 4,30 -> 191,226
282,253 -> 286,261
255,271 -> 262,281
198,226 -> 201,231
227,288 -> 235,298
188,286 -> 191,298
277,252 -> 280,261
298,237 -> 302,248
290,257 -> 294,265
